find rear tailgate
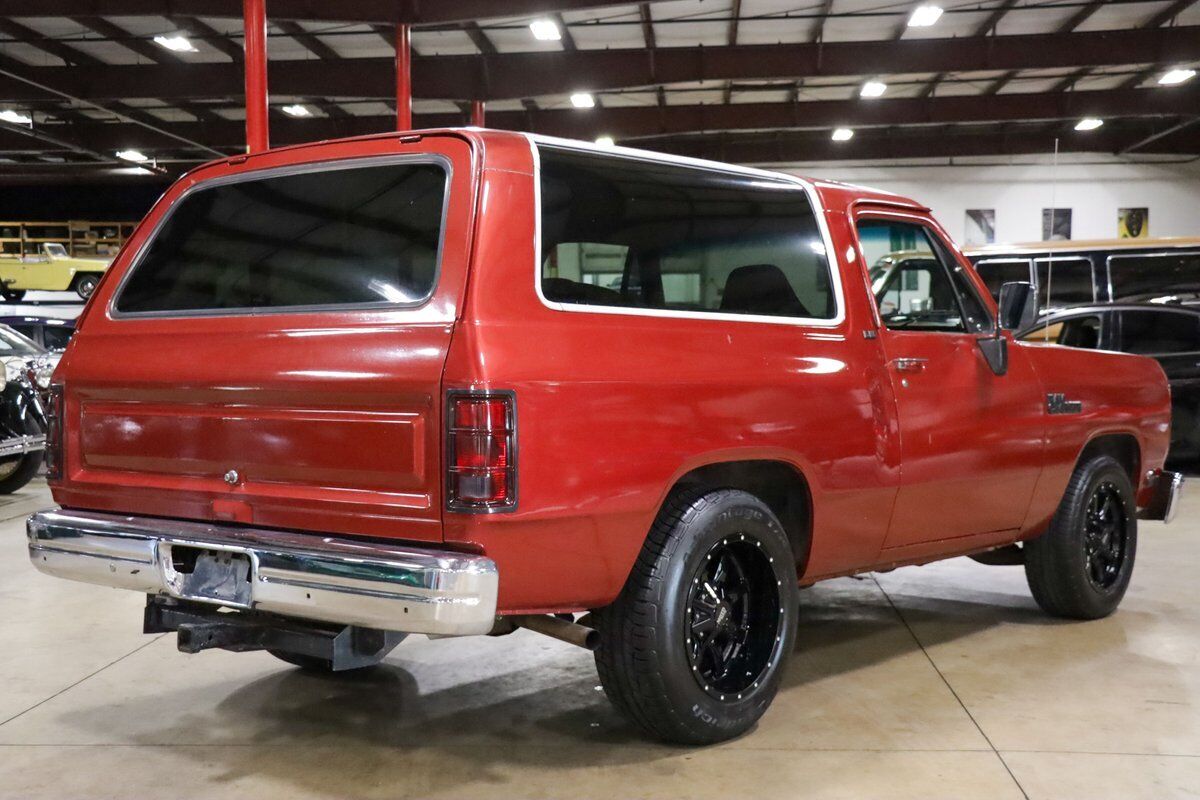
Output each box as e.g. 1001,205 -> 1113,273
52,133 -> 478,543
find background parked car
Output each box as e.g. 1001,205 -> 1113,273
0,315 -> 76,351
967,237 -> 1200,312
0,324 -> 51,492
1019,303 -> 1200,464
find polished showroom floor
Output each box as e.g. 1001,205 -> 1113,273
1,480 -> 1197,799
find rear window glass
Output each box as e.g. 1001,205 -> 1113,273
1109,252 -> 1200,303
1035,257 -> 1094,308
116,160 -> 447,314
1120,310 -> 1200,354
538,146 -> 836,321
973,259 -> 1030,301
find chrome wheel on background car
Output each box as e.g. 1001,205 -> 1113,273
75,275 -> 99,300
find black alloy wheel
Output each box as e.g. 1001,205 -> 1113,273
1082,481 -> 1128,591
685,535 -> 782,700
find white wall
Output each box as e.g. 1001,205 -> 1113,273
783,160 -> 1200,247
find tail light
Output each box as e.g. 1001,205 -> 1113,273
446,390 -> 516,512
44,384 -> 64,481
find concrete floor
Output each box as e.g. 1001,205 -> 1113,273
1,480 -> 1197,799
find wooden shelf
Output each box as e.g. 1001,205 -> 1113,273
0,219 -> 138,258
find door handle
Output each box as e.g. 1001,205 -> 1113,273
891,357 -> 929,373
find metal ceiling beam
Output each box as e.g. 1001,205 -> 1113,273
984,0 -> 1105,95
1,26 -> 1196,104
920,0 -> 1020,98
0,0 -> 639,25
647,123 -> 1200,163
13,83 -> 1197,153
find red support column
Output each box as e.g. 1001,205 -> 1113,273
470,100 -> 485,127
242,0 -> 269,153
395,23 -> 413,130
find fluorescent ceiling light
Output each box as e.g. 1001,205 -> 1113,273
115,149 -> 149,163
0,109 -> 32,126
153,34 -> 198,53
570,92 -> 596,109
281,104 -> 311,117
1074,118 -> 1103,131
831,128 -> 854,141
907,5 -> 944,27
595,135 -> 615,147
860,81 -> 887,98
529,19 -> 561,41
1158,68 -> 1197,86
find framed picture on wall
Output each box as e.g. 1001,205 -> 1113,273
1118,207 -> 1149,239
964,209 -> 996,245
1042,208 -> 1072,240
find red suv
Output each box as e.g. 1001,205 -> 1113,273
28,129 -> 1182,744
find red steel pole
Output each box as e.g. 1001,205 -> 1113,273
470,100 -> 485,127
242,0 -> 269,153
395,23 -> 413,130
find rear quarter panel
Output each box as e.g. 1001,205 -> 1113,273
443,138 -> 904,614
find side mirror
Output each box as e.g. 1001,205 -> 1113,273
998,281 -> 1038,332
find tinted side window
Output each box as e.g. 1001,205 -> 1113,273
1020,315 -> 1101,349
860,219 -> 990,334
1120,311 -> 1200,355
117,161 -> 447,314
974,259 -> 1031,301
1035,257 -> 1094,308
1109,252 -> 1200,303
538,146 -> 836,320
42,326 -> 73,350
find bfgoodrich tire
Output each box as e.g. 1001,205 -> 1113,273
593,488 -> 799,745
1024,455 -> 1137,620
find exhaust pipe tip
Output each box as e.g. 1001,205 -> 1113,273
510,613 -> 600,651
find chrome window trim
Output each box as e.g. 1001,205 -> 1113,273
527,134 -> 846,328
109,153 -> 454,320
1106,249 -> 1200,305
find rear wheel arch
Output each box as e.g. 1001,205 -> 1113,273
1076,432 -> 1141,485
665,459 -> 813,574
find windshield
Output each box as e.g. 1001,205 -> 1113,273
44,243 -> 68,259
0,326 -> 45,357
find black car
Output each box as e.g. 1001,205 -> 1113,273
0,325 -> 50,492
967,238 -> 1200,312
1018,303 -> 1200,463
0,315 -> 76,351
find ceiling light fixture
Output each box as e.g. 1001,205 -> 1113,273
570,92 -> 596,109
860,81 -> 888,98
529,19 -> 562,41
595,135 -> 615,147
831,128 -> 854,141
0,109 -> 32,126
281,104 -> 311,117
115,149 -> 149,163
1158,68 -> 1197,86
907,5 -> 944,27
153,33 -> 198,53
1074,118 -> 1104,131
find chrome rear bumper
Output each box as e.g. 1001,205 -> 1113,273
27,508 -> 498,635
1140,470 -> 1184,524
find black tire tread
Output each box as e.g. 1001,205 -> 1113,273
1024,455 -> 1135,620
0,453 -> 42,494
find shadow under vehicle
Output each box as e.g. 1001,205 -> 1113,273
965,237 -> 1200,313
1019,302 -> 1200,465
